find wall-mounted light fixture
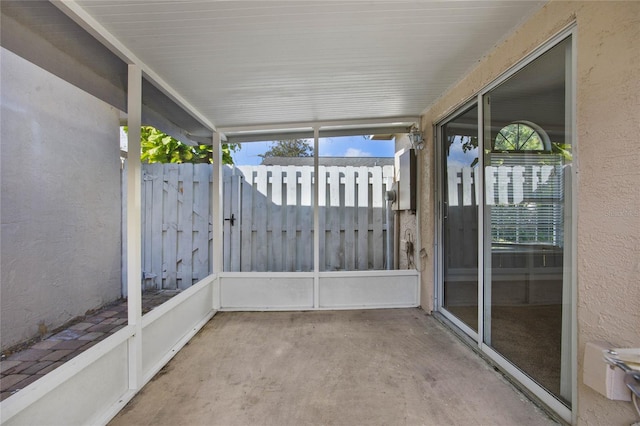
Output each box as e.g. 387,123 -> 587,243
408,126 -> 425,150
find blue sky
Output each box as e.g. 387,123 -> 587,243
446,136 -> 478,169
231,135 -> 395,166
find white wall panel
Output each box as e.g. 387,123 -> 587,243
142,279 -> 214,380
220,275 -> 314,310
219,272 -> 418,310
319,273 -> 419,309
1,335 -> 129,426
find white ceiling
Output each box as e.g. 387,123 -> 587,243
66,1 -> 545,132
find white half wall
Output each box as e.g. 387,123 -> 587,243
219,271 -> 419,310
1,328 -> 131,426
220,274 -> 315,310
319,271 -> 419,309
141,278 -> 215,382
0,278 -> 217,426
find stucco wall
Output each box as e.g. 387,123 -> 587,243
1,48 -> 122,350
393,134 -> 419,271
418,1 -> 639,424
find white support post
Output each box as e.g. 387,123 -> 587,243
126,64 -> 143,390
212,132 -> 223,309
313,127 -> 320,308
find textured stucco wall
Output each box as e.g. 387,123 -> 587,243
394,134 -> 419,271
418,1 -> 639,424
1,48 -> 122,350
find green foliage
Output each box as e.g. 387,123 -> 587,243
259,139 -> 313,159
124,126 -> 238,164
551,142 -> 572,162
494,123 -> 544,151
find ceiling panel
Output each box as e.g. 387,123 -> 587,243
71,1 -> 545,129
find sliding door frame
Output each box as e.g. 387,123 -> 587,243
435,25 -> 577,424
435,99 -> 480,342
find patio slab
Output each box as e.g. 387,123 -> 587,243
109,309 -> 558,426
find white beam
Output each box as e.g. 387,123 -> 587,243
218,116 -> 419,135
126,64 -> 143,391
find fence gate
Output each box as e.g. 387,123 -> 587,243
222,167 -> 241,272
131,163 -> 395,289
222,165 -> 394,272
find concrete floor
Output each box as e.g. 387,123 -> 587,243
110,309 -> 558,426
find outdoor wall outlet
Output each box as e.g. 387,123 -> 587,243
584,341 -> 631,401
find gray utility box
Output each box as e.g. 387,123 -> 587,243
393,149 -> 417,211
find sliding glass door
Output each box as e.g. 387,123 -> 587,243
438,34 -> 574,414
483,36 -> 573,405
440,105 -> 479,333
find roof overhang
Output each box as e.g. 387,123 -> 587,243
2,1 -> 547,144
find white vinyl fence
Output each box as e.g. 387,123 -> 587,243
129,163 -> 395,290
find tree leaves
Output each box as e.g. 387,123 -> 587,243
258,139 -> 313,159
124,126 -> 238,164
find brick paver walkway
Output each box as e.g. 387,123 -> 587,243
0,290 -> 179,401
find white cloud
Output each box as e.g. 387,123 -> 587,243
344,148 -> 372,157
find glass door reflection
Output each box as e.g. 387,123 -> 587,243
482,37 -> 573,404
441,105 -> 479,332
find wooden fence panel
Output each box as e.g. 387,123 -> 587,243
372,167 -> 384,270
163,164 -> 179,289
150,163 -> 164,288
300,168 -> 313,271
137,163 -> 213,290
133,160 -> 563,285
357,167 -> 369,270
193,164 -> 211,279
136,163 -> 394,286
255,166 -> 268,271
327,168 -> 342,270
270,166 -> 283,271
223,164 -> 393,272
229,173 -> 241,272
141,165 -> 153,289
222,168 -> 232,271
285,166 -> 298,271
317,166 -> 327,270
344,167 -> 356,270
178,164 -> 194,289
240,166 -> 254,271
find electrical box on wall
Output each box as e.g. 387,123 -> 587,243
584,341 -> 631,401
393,149 -> 417,211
